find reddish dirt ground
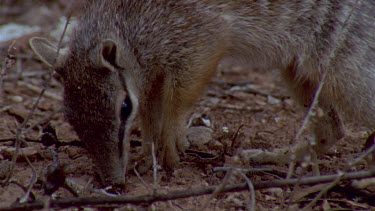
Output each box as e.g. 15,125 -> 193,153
1,1 -> 374,210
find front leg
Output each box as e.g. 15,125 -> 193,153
136,72 -> 166,173
138,88 -> 187,172
159,66 -> 218,169
159,107 -> 188,169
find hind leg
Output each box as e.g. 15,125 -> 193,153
246,64 -> 345,166
311,104 -> 345,154
281,63 -> 345,162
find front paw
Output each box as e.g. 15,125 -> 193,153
160,145 -> 181,170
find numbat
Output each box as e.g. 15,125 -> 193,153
30,0 -> 375,185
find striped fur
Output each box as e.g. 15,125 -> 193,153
30,0 -> 375,185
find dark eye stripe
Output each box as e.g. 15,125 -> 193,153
121,96 -> 132,121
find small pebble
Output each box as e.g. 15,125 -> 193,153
222,126 -> 229,133
267,95 -> 281,105
187,126 -> 213,145
11,95 -> 23,103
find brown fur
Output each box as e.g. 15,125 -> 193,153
30,0 -> 375,185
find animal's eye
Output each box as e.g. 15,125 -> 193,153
121,96 -> 132,121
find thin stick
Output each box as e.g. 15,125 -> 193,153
200,167 -> 234,210
133,168 -> 149,189
301,171 -> 344,211
238,170 -> 256,211
198,103 -> 264,112
0,41 -> 16,97
284,166 -> 308,210
302,136 -> 375,209
349,144 -> 375,167
19,148 -> 38,203
64,178 -> 118,197
8,179 -> 36,201
230,124 -> 244,153
151,142 -> 158,194
22,106 -> 63,135
213,167 -> 287,178
13,58 -> 23,88
0,52 -> 33,59
17,81 -> 63,101
0,14 -> 71,186
4,70 -> 49,80
1,169 -> 374,210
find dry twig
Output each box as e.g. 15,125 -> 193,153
17,81 -> 63,101
22,106 -> 63,135
18,148 -> 39,203
0,13 -> 71,189
0,41 -> 16,97
229,124 -> 244,153
200,167 -> 235,210
152,142 -> 158,194
0,169 -> 374,210
238,170 -> 255,211
133,168 -> 149,189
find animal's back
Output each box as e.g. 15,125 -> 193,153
224,0 -> 375,127
76,0 -> 375,112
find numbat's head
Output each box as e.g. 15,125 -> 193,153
30,37 -> 140,185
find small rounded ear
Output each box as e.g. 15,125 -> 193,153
29,37 -> 69,75
100,39 -> 120,72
